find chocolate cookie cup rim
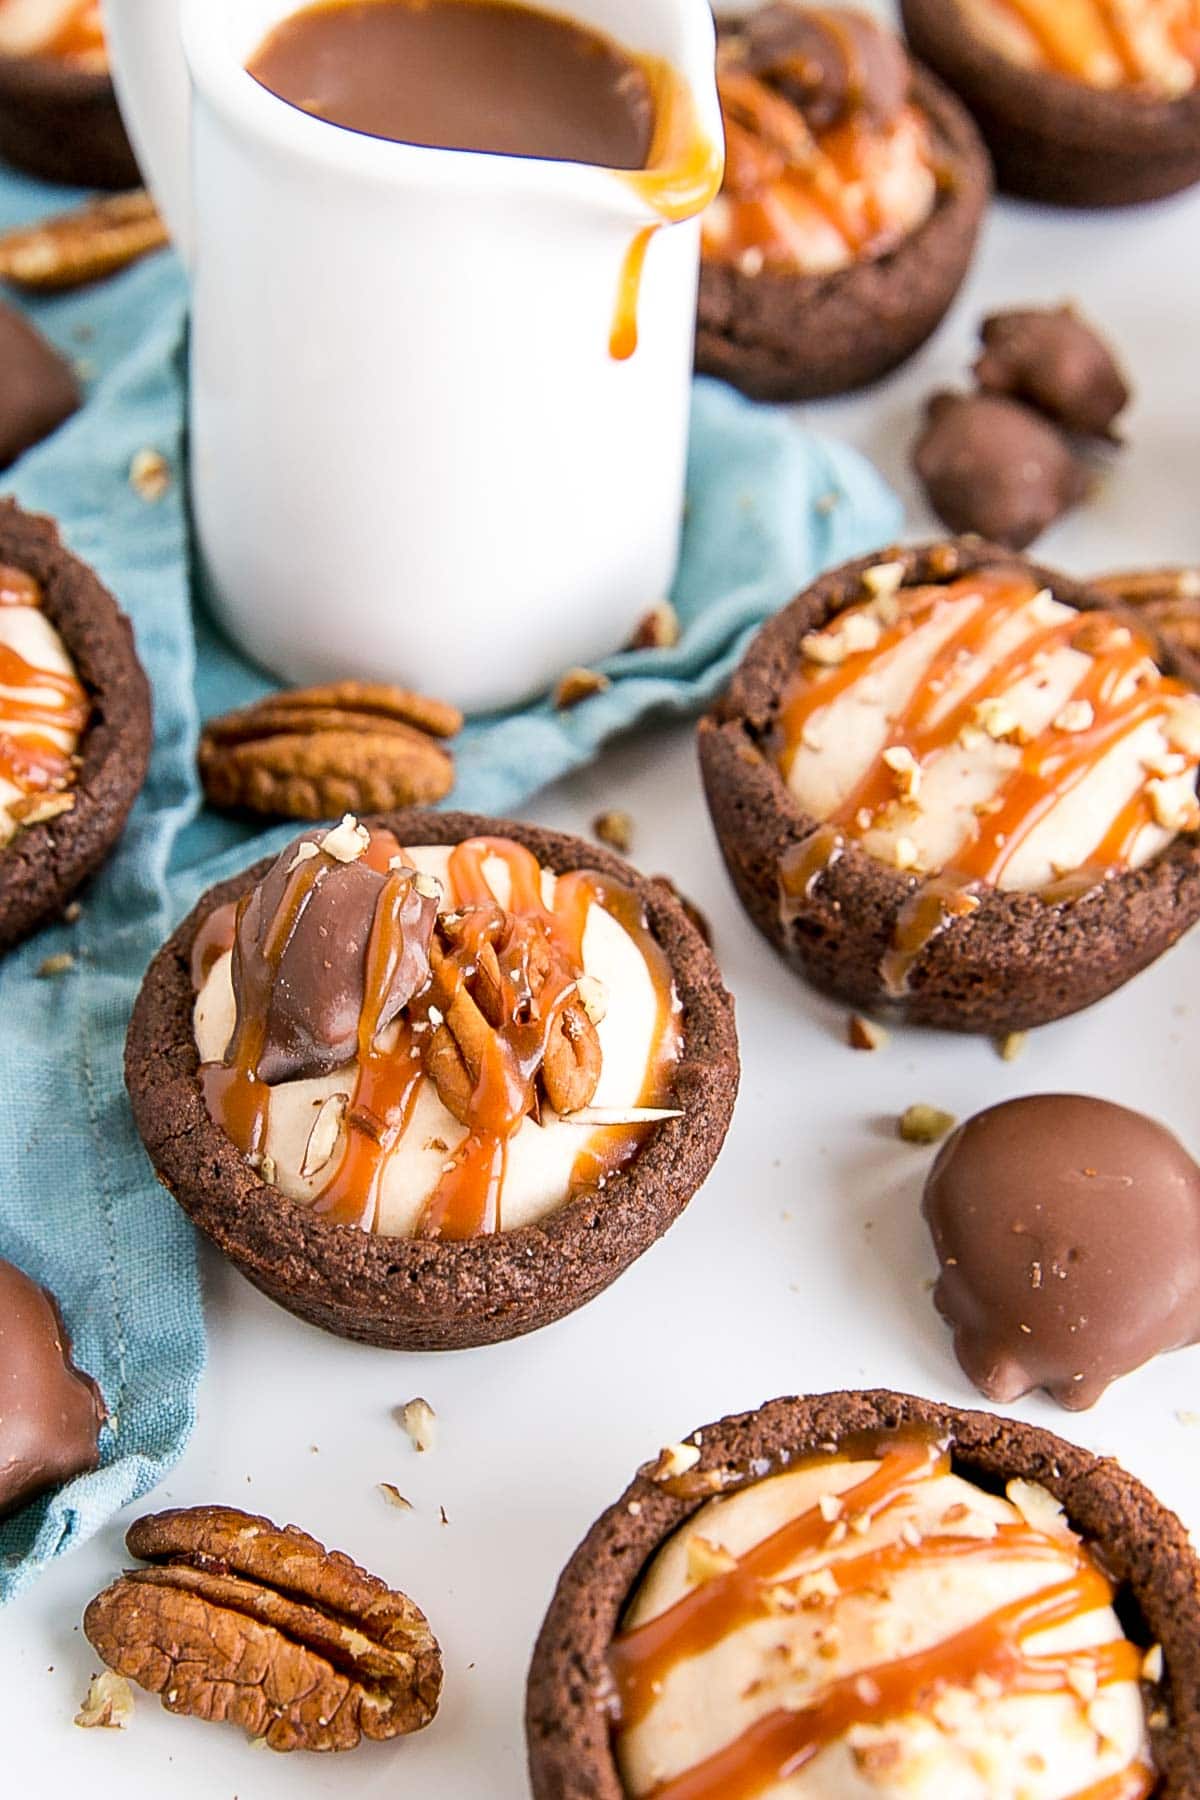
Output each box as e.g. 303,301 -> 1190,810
0,50 -> 139,190
0,49 -> 113,103
0,500 -> 152,954
125,809 -> 740,1354
698,536 -> 1200,1033
900,0 -> 1200,206
696,59 -> 992,402
525,1387 -> 1200,1799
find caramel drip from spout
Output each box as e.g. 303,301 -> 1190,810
612,1441 -> 1154,1800
0,573 -> 89,812
775,570 -> 1200,992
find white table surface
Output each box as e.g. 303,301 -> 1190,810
5,7 -> 1200,1792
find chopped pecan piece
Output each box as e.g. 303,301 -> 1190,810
83,1505 -> 442,1754
199,683 -> 459,821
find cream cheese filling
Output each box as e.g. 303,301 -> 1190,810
785,586 -> 1200,892
617,1459 -> 1151,1799
0,602 -> 82,848
194,844 -> 680,1238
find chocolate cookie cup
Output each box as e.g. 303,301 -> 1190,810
901,0 -> 1200,208
527,1389 -> 1200,1799
0,52 -> 138,188
125,811 -> 739,1353
697,22 -> 991,403
0,500 -> 151,954
699,538 -> 1200,1035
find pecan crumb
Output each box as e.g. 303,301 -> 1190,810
75,1671 -> 134,1730
553,666 -> 610,709
997,1030 -> 1028,1063
592,809 -> 633,854
379,1484 -> 413,1512
898,1103 -> 957,1145
628,600 -> 681,650
848,1014 -> 889,1052
400,1397 -> 437,1454
37,952 -> 75,979
129,448 -> 171,503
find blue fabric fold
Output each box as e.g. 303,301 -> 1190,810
0,161 -> 902,1603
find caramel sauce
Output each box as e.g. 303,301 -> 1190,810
775,571 -> 1199,992
198,831 -> 680,1243
43,1 -> 105,64
612,1438 -> 1154,1800
778,825 -> 845,917
0,573 -> 89,821
610,56 -> 724,361
704,58 -> 934,273
986,0 -> 1200,86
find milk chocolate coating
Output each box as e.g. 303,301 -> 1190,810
974,306 -> 1131,441
0,1258 -> 104,1519
739,2 -> 909,131
913,390 -> 1089,549
0,302 -> 80,471
924,1094 -> 1200,1409
230,829 -> 437,1087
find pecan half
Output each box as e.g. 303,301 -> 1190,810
83,1505 -> 442,1754
422,915 -> 601,1124
199,683 -> 460,821
0,191 -> 168,292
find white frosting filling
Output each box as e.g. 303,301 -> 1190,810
704,108 -> 937,277
194,845 -> 679,1237
0,602 -> 82,848
961,0 -> 1200,96
786,586 -> 1200,892
618,1459 -> 1150,1799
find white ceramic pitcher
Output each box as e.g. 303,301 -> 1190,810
100,0 -> 722,712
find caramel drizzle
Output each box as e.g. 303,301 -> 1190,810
706,60 -> 933,271
642,1572 -> 1144,1800
0,578 -> 89,807
610,55 -> 724,361
611,1442 -> 1153,1800
42,0 -> 106,63
200,831 -> 680,1242
776,572 -> 1198,988
987,0 -> 1200,85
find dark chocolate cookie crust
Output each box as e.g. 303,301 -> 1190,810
0,52 -> 139,188
901,0 -> 1200,207
0,501 -> 152,954
696,59 -> 991,402
526,1388 -> 1200,1799
699,537 -> 1200,1034
125,811 -> 740,1353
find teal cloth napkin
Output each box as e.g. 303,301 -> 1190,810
0,165 -> 902,1604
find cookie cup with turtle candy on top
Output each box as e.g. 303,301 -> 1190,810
696,4 -> 991,401
901,0 -> 1200,207
125,810 -> 739,1352
526,1389 -> 1200,1800
699,537 -> 1200,1035
0,500 -> 151,954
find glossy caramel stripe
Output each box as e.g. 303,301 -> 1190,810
643,1568 -> 1143,1800
612,56 -> 724,361
0,642 -> 90,735
985,0 -> 1139,79
611,1443 -> 943,1728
